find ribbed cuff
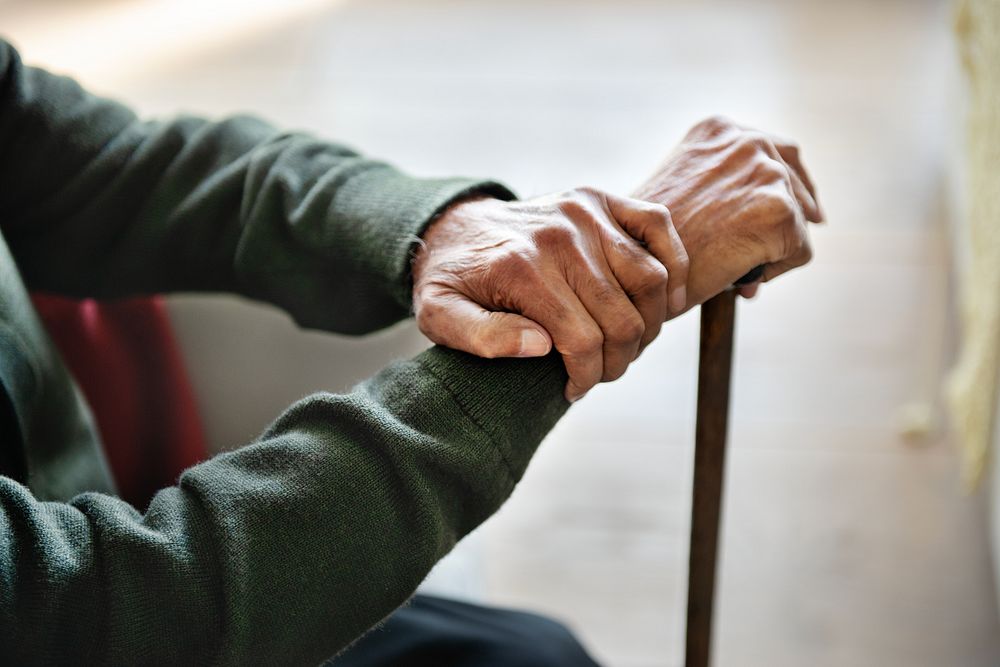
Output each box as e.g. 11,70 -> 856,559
332,164 -> 516,311
416,346 -> 569,480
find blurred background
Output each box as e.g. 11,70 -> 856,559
3,0 -> 999,665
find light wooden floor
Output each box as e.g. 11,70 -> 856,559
5,1 -> 998,665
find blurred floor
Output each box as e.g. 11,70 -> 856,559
4,1 -> 999,665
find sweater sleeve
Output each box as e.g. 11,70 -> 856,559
0,38 -> 514,334
0,346 -> 569,666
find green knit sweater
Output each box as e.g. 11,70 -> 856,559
0,38 -> 570,665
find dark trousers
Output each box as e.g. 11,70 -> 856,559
327,595 -> 602,667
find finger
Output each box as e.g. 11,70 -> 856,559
732,125 -> 823,222
767,136 -> 817,198
687,115 -> 741,145
561,190 -> 659,375
415,289 -> 552,359
767,136 -> 823,222
566,253 -> 646,383
603,194 -> 690,316
513,278 -> 606,403
735,179 -> 812,287
761,231 -> 813,284
738,282 -> 761,299
612,246 -> 667,353
758,150 -> 821,224
594,204 -> 667,352
777,156 -> 822,224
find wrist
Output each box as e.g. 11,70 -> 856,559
412,194 -> 499,283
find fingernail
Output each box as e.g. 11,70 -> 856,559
567,389 -> 588,403
518,329 -> 550,357
669,285 -> 687,313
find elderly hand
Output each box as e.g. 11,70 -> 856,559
633,116 -> 823,309
412,188 -> 689,402
412,117 -> 822,403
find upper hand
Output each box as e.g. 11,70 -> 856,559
633,116 -> 823,309
411,188 -> 689,402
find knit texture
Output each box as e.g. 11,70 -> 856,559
0,38 -> 568,665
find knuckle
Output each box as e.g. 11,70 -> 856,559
592,281 -> 625,307
556,194 -> 591,222
736,131 -> 772,154
636,259 -> 670,294
570,185 -> 602,200
698,115 -> 733,135
496,244 -> 538,274
607,310 -> 645,345
761,190 -> 798,228
752,158 -> 787,184
487,249 -> 542,303
565,328 -> 604,356
608,233 -> 641,260
644,201 -> 672,224
532,220 -> 578,249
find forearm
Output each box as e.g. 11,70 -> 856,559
0,38 -> 513,334
0,346 -> 567,665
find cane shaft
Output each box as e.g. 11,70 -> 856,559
685,290 -> 737,667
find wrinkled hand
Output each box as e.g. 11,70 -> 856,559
633,116 -> 823,308
412,188 -> 689,402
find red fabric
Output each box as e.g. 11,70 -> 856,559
31,294 -> 209,509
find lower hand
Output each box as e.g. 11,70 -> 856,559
633,116 -> 823,310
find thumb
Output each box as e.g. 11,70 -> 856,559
416,291 -> 552,359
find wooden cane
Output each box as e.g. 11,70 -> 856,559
684,288 -> 738,667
